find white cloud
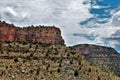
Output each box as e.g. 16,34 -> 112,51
92,5 -> 110,9
87,27 -> 120,48
111,10 -> 120,27
0,6 -> 30,23
6,7 -> 18,17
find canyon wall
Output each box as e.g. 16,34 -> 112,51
0,21 -> 64,45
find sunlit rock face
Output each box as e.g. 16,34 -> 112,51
0,21 -> 64,45
0,21 -> 16,42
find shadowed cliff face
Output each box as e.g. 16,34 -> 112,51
0,21 -> 64,45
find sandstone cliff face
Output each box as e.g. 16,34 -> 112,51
0,22 -> 16,42
0,21 -> 64,45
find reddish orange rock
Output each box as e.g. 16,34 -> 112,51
0,22 -> 16,42
0,21 -> 64,45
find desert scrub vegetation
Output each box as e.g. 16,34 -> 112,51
0,42 -> 119,80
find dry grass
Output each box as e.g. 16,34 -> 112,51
0,42 -> 120,80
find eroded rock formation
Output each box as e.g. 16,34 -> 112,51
0,21 -> 64,45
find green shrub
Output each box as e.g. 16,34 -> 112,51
29,43 -> 32,48
97,76 -> 101,80
35,44 -> 38,49
14,56 -> 18,62
71,51 -> 76,55
59,63 -> 62,67
21,40 -> 28,45
51,57 -> 56,61
0,50 -> 3,54
36,67 -> 40,75
57,68 -> 60,73
29,70 -> 33,74
22,59 -> 27,63
30,53 -> 34,57
67,53 -> 70,57
74,69 -> 79,77
0,42 -> 2,46
54,50 -> 59,55
26,56 -> 30,60
6,66 -> 8,69
79,60 -> 81,65
46,64 -> 50,70
70,60 -> 73,64
46,52 -> 49,57
59,59 -> 62,67
88,68 -> 91,72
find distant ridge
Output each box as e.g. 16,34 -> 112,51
72,44 -> 120,77
73,44 -> 118,54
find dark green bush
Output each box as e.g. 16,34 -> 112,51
14,56 -> 18,62
57,68 -> 60,73
74,69 -> 79,77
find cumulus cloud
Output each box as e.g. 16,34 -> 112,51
0,7 -> 30,23
95,28 -> 120,52
111,11 -> 120,27
73,27 -> 120,52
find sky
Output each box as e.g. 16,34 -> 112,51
0,0 -> 120,52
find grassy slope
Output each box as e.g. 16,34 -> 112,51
0,42 -> 120,80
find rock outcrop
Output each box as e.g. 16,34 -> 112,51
0,21 -> 64,45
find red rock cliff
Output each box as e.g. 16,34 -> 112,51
0,21 -> 64,45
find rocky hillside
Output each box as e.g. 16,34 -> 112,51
0,42 -> 120,80
73,44 -> 120,77
0,21 -> 64,45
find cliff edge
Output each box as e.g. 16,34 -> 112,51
0,21 -> 64,45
